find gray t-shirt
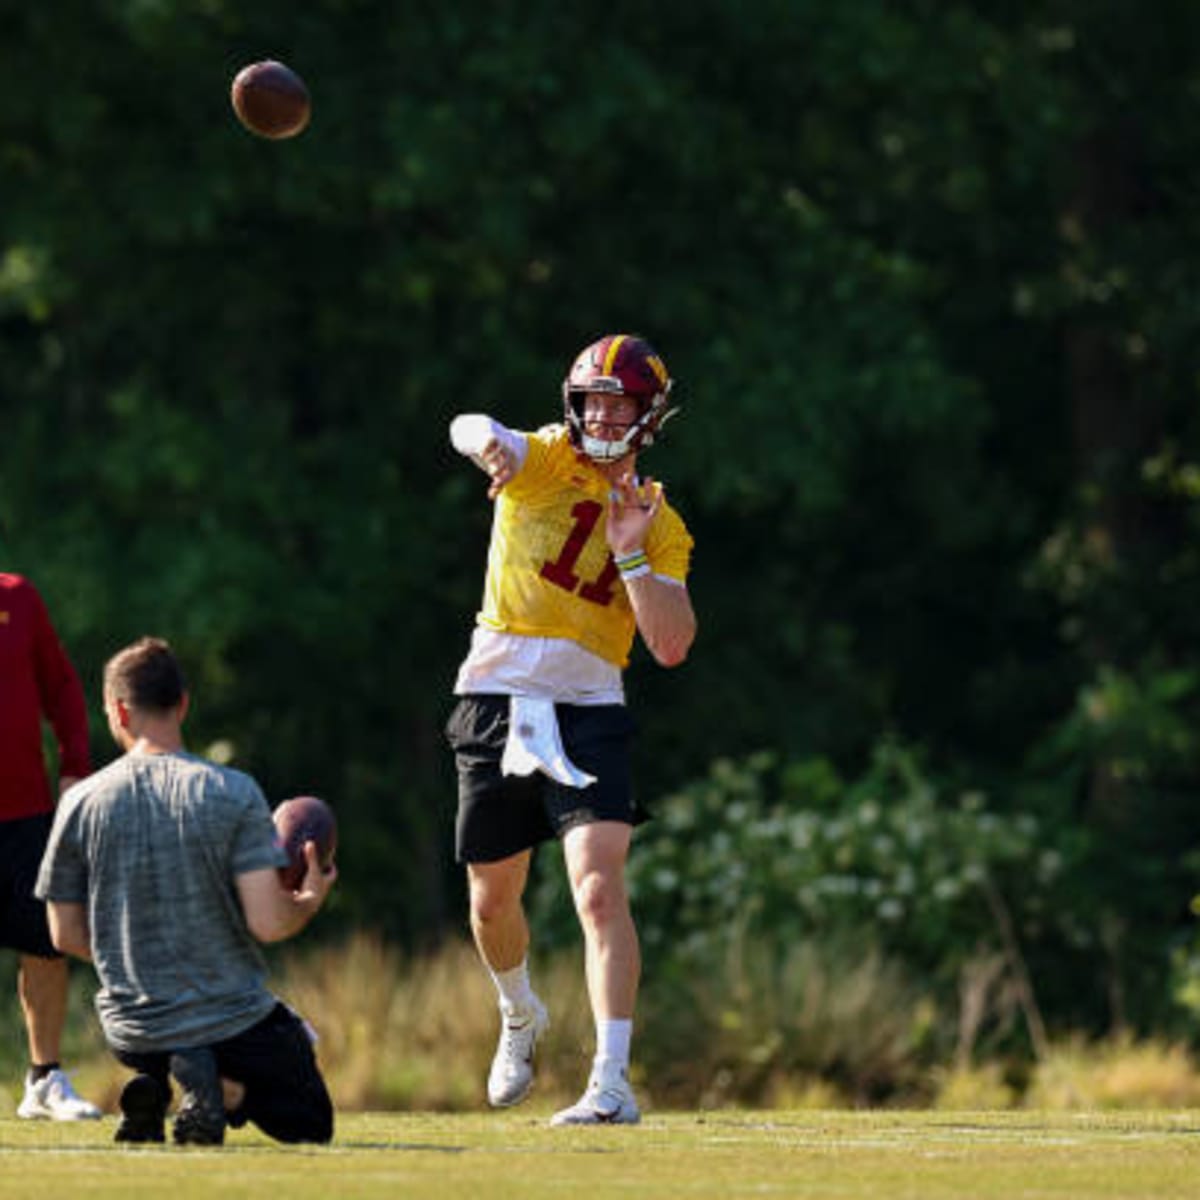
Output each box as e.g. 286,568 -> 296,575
36,749 -> 289,1053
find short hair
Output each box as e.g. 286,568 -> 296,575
103,637 -> 187,712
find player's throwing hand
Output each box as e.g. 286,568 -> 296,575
479,437 -> 519,499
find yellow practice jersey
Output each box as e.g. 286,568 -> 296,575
477,425 -> 694,667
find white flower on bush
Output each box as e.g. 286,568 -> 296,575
933,877 -> 961,902
789,816 -> 814,850
962,861 -> 986,886
1038,849 -> 1063,880
858,800 -> 881,826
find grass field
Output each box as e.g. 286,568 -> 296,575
0,1109 -> 1198,1198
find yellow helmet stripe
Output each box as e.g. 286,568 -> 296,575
602,334 -> 627,376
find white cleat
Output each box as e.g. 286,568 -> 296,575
487,997 -> 550,1108
550,1064 -> 641,1126
17,1068 -> 102,1121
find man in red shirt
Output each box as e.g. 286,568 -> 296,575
0,573 -> 101,1120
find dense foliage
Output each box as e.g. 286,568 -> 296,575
2,2 -> 1199,1039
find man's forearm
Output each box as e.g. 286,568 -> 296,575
625,576 -> 696,667
46,901 -> 92,961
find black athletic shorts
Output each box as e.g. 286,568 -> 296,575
116,1002 -> 333,1145
0,812 -> 60,957
445,693 -> 646,864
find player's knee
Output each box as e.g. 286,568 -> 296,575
571,869 -> 623,929
469,876 -> 523,926
470,889 -> 511,929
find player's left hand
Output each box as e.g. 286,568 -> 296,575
607,472 -> 662,555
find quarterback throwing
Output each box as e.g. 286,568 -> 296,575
446,333 -> 697,1125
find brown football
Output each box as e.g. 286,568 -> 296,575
230,60 -> 311,140
273,795 -> 337,891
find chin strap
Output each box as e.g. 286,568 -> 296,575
572,396 -> 680,462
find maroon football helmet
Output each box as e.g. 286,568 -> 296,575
562,334 -> 677,461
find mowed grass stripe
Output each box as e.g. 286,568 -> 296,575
0,1111 -> 1197,1198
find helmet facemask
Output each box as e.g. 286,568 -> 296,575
563,383 -> 676,463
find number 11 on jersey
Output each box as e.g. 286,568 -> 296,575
539,500 -> 619,606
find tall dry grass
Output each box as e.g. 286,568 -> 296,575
273,929 -> 938,1111
18,932 -> 1200,1116
275,933 -> 599,1110
1024,1034 -> 1200,1110
639,934 -> 932,1108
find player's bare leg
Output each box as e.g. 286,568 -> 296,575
18,954 -> 68,1066
468,853 -> 549,1107
468,853 -> 532,970
562,822 -> 639,1018
552,821 -> 641,1125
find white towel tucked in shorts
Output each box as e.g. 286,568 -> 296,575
500,695 -> 597,788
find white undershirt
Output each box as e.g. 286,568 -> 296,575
454,627 -> 625,705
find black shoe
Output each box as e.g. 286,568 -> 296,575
169,1049 -> 225,1146
114,1074 -> 167,1143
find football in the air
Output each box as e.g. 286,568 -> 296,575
230,59 -> 311,139
273,795 -> 337,890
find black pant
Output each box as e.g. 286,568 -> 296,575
0,813 -> 59,956
116,1003 -> 333,1144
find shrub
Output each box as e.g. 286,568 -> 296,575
531,741 -> 1075,980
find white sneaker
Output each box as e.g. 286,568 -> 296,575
550,1063 -> 641,1126
17,1068 -> 102,1121
487,997 -> 549,1108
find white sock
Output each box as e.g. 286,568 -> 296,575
489,959 -> 538,1016
593,1018 -> 633,1073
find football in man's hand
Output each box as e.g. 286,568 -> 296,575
273,795 -> 337,891
230,59 -> 311,139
